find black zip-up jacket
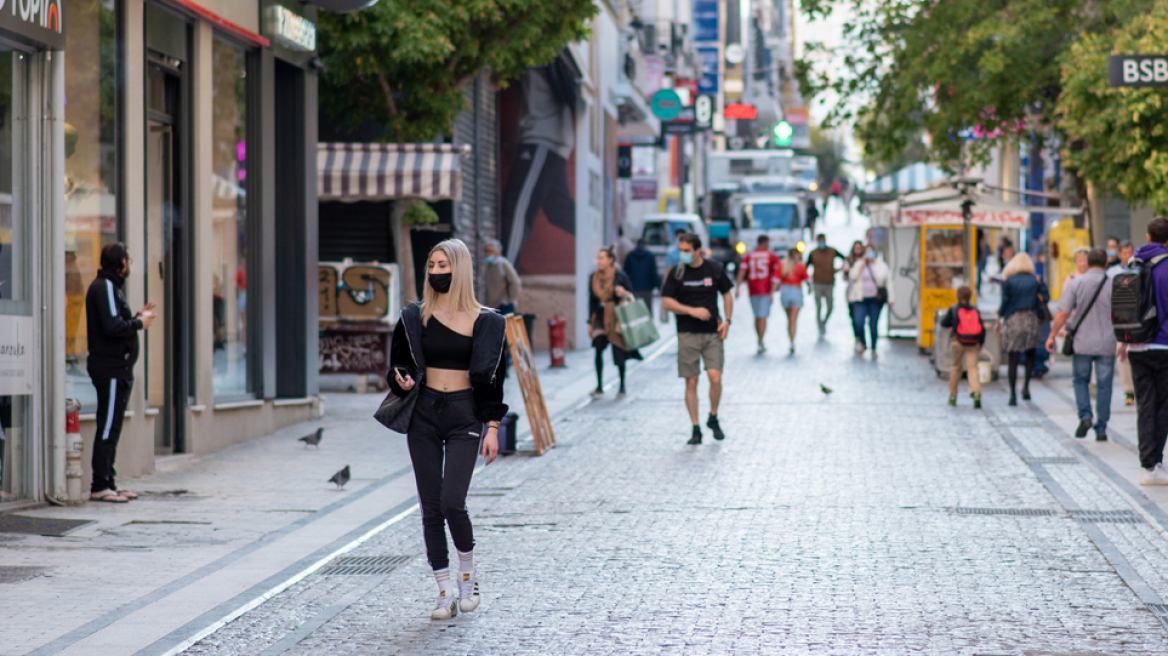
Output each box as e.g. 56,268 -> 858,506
85,269 -> 143,378
388,302 -> 508,423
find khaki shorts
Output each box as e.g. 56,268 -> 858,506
677,332 -> 724,378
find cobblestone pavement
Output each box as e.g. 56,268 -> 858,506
181,300 -> 1168,655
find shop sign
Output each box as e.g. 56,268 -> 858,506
617,145 -> 632,178
630,179 -> 658,201
661,107 -> 695,135
692,0 -> 718,42
900,209 -> 1026,228
696,46 -> 719,95
0,315 -> 33,395
650,88 -> 682,121
694,95 -> 713,129
0,0 -> 65,50
1109,55 -> 1168,87
265,5 -> 316,52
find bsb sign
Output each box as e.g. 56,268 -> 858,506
0,0 -> 64,50
1109,55 -> 1168,87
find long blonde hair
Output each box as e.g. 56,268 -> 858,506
421,239 -> 483,324
1002,252 -> 1036,279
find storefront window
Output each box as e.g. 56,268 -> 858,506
211,40 -> 249,396
63,0 -> 118,410
0,49 -> 32,503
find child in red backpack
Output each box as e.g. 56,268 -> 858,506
939,286 -> 985,408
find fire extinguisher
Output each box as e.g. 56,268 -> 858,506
548,314 -> 567,368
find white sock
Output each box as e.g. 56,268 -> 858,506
433,567 -> 452,592
457,549 -> 474,573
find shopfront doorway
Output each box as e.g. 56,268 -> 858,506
145,53 -> 188,454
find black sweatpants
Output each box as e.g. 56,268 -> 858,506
90,375 -> 133,493
1132,350 -> 1168,469
408,387 -> 482,571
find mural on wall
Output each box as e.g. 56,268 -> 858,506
499,63 -> 578,275
318,262 -> 399,322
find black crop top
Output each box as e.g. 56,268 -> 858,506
422,318 -> 473,370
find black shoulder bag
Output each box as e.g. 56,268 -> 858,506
866,263 -> 889,305
1063,276 -> 1107,357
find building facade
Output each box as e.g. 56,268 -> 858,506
1,0 -> 321,508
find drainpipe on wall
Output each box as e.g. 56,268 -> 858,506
46,50 -> 68,503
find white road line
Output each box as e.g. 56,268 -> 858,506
164,504 -> 419,656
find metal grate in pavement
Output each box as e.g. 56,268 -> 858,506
320,555 -> 412,576
952,507 -> 1058,517
1072,510 -> 1145,524
1025,456 -> 1080,465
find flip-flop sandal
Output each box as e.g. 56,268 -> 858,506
90,490 -> 129,503
116,489 -> 139,499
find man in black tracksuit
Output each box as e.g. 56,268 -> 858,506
86,243 -> 155,502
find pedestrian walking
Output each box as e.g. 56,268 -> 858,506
1046,248 -> 1115,441
778,247 -> 810,353
842,240 -> 866,341
846,247 -> 893,357
805,199 -> 820,239
388,239 -> 507,619
590,246 -> 642,397
939,285 -> 984,408
1106,237 -> 1121,269
1117,218 -> 1168,485
86,243 -> 156,503
1107,240 -> 1137,405
735,235 -> 780,353
482,239 -> 521,315
1062,247 -> 1089,295
623,238 -> 661,311
806,234 -> 844,337
996,252 -> 1044,406
976,228 -> 989,294
662,233 -> 734,445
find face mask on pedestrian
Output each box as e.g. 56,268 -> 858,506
1106,249 -> 1117,258
679,251 -> 694,265
817,241 -> 826,250
428,272 -> 453,294
485,255 -> 497,264
865,249 -> 876,260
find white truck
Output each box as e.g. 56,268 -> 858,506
730,193 -> 806,255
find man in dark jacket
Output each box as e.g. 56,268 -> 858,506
86,243 -> 156,502
1120,218 -> 1168,485
622,239 -> 661,309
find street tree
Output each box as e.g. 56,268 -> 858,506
317,0 -> 596,300
1058,2 -> 1168,213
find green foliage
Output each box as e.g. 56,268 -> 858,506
402,199 -> 439,226
1058,2 -> 1168,212
796,0 -> 1120,171
318,0 -> 596,143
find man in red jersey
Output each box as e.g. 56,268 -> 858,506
735,235 -> 781,353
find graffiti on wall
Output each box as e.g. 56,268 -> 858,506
318,262 -> 399,322
319,330 -> 389,374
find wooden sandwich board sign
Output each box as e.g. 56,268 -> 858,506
504,314 -> 556,454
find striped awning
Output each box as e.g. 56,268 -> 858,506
863,162 -> 947,194
318,143 -> 469,202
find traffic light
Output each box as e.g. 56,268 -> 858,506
773,121 -> 793,147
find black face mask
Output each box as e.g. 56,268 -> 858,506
428,272 -> 453,294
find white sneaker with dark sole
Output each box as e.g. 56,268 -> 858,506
431,587 -> 458,620
458,569 -> 481,612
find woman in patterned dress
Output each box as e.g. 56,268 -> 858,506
996,253 -> 1044,406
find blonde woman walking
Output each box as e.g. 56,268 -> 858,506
996,252 -> 1044,405
388,239 -> 508,619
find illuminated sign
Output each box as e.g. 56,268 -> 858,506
773,121 -> 793,146
265,5 -> 316,52
724,103 -> 757,120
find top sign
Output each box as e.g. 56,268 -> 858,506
725,44 -> 745,65
1109,55 -> 1168,87
0,0 -> 64,50
265,5 -> 317,52
724,103 -> 757,120
650,89 -> 683,121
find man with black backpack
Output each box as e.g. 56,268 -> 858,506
1116,218 -> 1168,485
1046,248 -> 1115,441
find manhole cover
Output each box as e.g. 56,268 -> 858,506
1072,510 -> 1144,524
0,566 -> 49,584
0,515 -> 94,536
952,507 -> 1058,517
320,555 -> 412,575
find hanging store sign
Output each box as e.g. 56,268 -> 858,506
692,0 -> 718,42
694,95 -> 714,129
696,47 -> 719,95
661,107 -> 696,135
1109,55 -> 1168,87
650,89 -> 683,121
0,0 -> 64,50
265,5 -> 316,52
0,316 -> 34,395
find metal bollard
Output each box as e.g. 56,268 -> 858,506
65,399 -> 83,504
548,314 -> 567,368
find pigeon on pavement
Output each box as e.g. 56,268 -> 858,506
820,384 -> 833,395
299,427 -> 324,448
328,465 -> 351,490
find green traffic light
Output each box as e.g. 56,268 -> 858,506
773,121 -> 793,146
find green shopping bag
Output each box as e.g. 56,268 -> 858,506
615,298 -> 660,351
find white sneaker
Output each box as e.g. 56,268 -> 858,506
431,587 -> 458,619
458,569 -> 481,612
1141,463 -> 1168,486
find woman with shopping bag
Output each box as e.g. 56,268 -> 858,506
590,247 -> 643,398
